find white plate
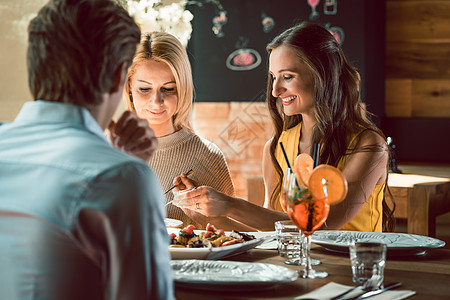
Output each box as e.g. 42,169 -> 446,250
311,230 -> 446,256
168,229 -> 270,260
171,260 -> 298,291
164,218 -> 183,228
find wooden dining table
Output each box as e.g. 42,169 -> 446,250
174,244 -> 450,299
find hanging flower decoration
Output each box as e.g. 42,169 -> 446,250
126,0 -> 194,47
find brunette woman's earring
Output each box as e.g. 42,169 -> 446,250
129,92 -> 133,102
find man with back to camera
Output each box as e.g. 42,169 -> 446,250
0,0 -> 174,299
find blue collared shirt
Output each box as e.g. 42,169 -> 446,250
0,100 -> 174,300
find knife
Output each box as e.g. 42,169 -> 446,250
350,282 -> 402,300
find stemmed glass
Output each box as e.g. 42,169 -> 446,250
286,173 -> 330,278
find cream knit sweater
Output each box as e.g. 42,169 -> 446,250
149,128 -> 235,229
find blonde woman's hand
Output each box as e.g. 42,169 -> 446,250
172,172 -> 197,193
108,110 -> 157,161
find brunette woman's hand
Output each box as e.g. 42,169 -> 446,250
172,184 -> 232,218
108,110 -> 157,162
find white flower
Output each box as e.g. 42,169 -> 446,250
12,13 -> 37,42
126,0 -> 193,47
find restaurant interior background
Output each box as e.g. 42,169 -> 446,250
1,0 -> 449,239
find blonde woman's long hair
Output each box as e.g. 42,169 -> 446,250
125,31 -> 194,131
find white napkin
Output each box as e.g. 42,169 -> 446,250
256,239 -> 277,249
294,282 -> 416,300
252,231 -> 278,249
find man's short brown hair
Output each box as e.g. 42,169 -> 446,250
27,0 -> 141,106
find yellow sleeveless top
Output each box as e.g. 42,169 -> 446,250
276,123 -> 384,232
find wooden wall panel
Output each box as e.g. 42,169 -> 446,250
385,79 -> 412,117
387,0 -> 450,42
411,79 -> 450,117
386,41 -> 450,79
385,0 -> 450,120
386,79 -> 450,118
384,0 -> 450,162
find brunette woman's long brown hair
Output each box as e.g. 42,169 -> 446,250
266,22 -> 395,232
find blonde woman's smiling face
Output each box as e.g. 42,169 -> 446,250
269,45 -> 315,117
130,60 -> 178,137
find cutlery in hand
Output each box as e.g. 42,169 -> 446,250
350,282 -> 402,300
164,169 -> 194,196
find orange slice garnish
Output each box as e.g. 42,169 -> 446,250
308,164 -> 348,205
294,153 -> 314,187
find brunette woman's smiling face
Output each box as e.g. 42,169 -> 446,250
269,45 -> 315,117
130,59 -> 178,137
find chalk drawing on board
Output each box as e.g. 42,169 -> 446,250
325,23 -> 345,46
324,0 -> 337,15
226,48 -> 262,71
261,13 -> 275,33
307,0 -> 320,20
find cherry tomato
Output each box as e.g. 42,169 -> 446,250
181,224 -> 195,235
206,223 -> 216,232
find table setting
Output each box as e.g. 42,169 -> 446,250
166,215 -> 449,297
169,147 -> 450,299
166,217 -> 449,299
170,224 -> 449,299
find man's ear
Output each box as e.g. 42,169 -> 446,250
110,62 -> 128,93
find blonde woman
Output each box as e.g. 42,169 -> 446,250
125,32 -> 239,230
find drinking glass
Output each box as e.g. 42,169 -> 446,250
275,220 -> 301,264
280,169 -> 302,265
281,169 -> 320,266
349,242 -> 387,288
287,173 -> 330,278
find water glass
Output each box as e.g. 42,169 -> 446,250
275,220 -> 301,263
349,242 -> 387,288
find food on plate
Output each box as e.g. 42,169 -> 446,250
176,224 -> 196,245
186,236 -> 212,248
169,223 -> 255,248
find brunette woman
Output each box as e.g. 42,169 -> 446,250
173,22 -> 394,232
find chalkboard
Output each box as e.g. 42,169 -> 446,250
186,0 -> 385,121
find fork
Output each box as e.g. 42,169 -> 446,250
164,169 -> 194,196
